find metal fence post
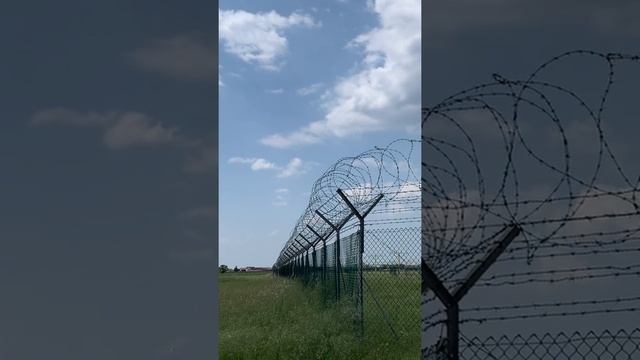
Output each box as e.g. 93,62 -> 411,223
312,248 -> 317,283
322,239 -> 326,284
335,229 -> 340,300
299,234 -> 314,284
315,210 -> 354,302
294,238 -> 306,280
307,224 -> 329,303
303,251 -> 307,282
422,225 -> 521,359
337,189 -> 384,337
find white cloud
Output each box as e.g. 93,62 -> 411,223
266,88 -> 284,94
219,65 -> 225,87
297,82 -> 324,96
275,188 -> 289,193
228,156 -> 309,178
277,157 -> 305,178
260,129 -> 323,148
228,157 -> 277,170
228,157 -> 258,164
130,35 -> 216,81
252,158 -> 278,170
260,0 -> 420,148
31,108 -> 185,150
219,9 -> 319,71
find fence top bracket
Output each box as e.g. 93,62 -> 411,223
306,224 -> 329,247
422,224 -> 522,307
336,189 -> 384,221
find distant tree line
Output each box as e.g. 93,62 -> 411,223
219,264 -> 243,273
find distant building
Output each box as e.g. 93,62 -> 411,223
241,266 -> 271,272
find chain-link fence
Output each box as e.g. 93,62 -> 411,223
364,227 -> 420,339
460,329 -> 640,360
276,226 -> 420,339
273,139 -> 420,346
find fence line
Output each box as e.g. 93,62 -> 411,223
273,139 -> 420,342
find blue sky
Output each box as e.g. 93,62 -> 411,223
219,0 -> 421,267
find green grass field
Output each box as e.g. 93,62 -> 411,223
219,271 -> 420,359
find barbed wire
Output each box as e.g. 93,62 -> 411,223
274,138 -> 420,267
422,50 -> 640,357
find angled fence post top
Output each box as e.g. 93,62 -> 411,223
452,225 -> 521,302
336,189 -> 384,220
422,224 -> 521,360
315,208 -> 354,231
306,224 -> 329,247
299,234 -> 313,248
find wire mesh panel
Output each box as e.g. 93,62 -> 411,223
460,329 -> 640,360
324,242 -> 337,303
310,249 -> 319,285
304,251 -> 313,286
364,227 -> 421,339
340,231 -> 360,302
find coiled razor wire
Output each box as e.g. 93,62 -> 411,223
274,138 -> 420,267
422,50 -> 640,358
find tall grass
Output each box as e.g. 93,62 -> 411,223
219,272 -> 419,359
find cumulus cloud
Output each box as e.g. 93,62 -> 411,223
130,35 -> 216,81
277,158 -> 305,178
228,157 -> 277,170
228,156 -> 309,178
260,0 -> 420,148
219,9 -> 319,71
30,108 -> 186,150
219,65 -> 225,87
